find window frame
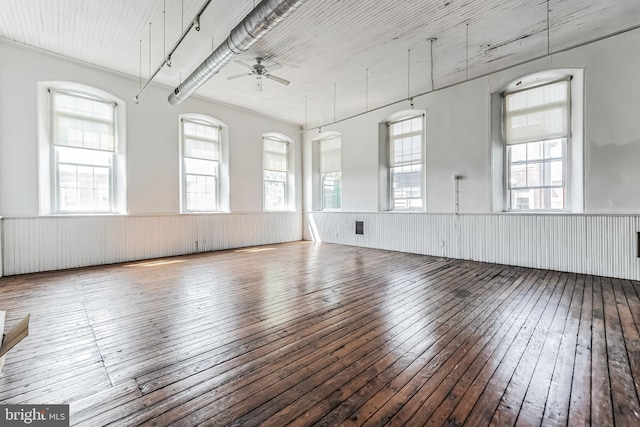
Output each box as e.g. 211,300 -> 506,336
388,114 -> 426,211
319,135 -> 342,211
502,78 -> 572,212
179,116 -> 221,213
262,135 -> 290,212
47,87 -> 122,214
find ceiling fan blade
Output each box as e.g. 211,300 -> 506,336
235,60 -> 255,71
227,73 -> 254,80
264,62 -> 283,72
265,74 -> 290,86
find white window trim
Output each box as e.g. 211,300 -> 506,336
312,131 -> 343,212
178,113 -> 229,214
37,81 -> 127,215
262,133 -> 295,212
504,79 -> 570,212
386,111 -> 426,212
180,116 -> 220,213
490,69 -> 584,213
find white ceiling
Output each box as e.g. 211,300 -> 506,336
1,0 -> 639,128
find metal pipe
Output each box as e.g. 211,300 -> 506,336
135,0 -> 213,101
168,0 -> 307,106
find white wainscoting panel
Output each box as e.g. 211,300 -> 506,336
304,212 -> 640,280
1,213 -> 302,275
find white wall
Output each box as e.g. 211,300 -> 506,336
0,40 -> 302,217
302,28 -> 640,280
0,40 -> 304,275
304,28 -> 640,214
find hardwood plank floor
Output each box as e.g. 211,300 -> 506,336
0,241 -> 639,426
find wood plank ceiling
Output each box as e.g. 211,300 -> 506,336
0,0 -> 639,127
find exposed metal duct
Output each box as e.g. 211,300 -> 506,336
168,0 -> 307,105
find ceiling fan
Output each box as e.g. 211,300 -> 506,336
227,57 -> 291,91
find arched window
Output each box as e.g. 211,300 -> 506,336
379,110 -> 426,211
179,114 -> 229,212
263,133 -> 294,211
38,82 -> 126,214
313,131 -> 342,211
493,70 -> 583,212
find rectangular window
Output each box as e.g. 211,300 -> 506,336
505,80 -> 569,210
390,116 -> 423,210
263,137 -> 288,211
51,91 -> 116,213
320,137 -> 342,210
182,119 -> 220,212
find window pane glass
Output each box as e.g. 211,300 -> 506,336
55,146 -> 112,212
509,164 -> 527,188
389,116 -> 423,210
510,188 -> 565,210
391,164 -> 422,209
510,144 -> 526,162
508,139 -> 566,210
322,172 -> 342,210
546,139 -> 563,158
186,174 -> 217,211
181,118 -> 220,212
264,169 -> 286,211
527,141 -> 543,160
526,162 -> 543,187
547,160 -> 564,186
264,180 -> 286,211
264,170 -> 286,182
59,187 -> 77,211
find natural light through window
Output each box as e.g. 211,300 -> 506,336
320,136 -> 342,211
390,116 -> 423,210
263,137 -> 288,211
182,118 -> 220,212
52,90 -> 116,213
505,80 -> 569,210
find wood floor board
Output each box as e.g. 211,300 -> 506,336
421,269 -> 552,427
388,269 -> 543,427
568,274 -> 593,426
0,241 -> 637,426
328,266 -> 526,427
541,274 -> 584,426
225,265 -> 524,427
111,261 -> 459,388
601,277 -> 640,425
510,271 -> 576,426
437,269 -> 561,426
97,260 -> 452,370
131,261 -> 485,426
590,276 -> 615,426
90,262 -> 468,426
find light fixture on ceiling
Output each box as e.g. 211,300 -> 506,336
227,57 -> 291,92
168,0 -> 308,105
